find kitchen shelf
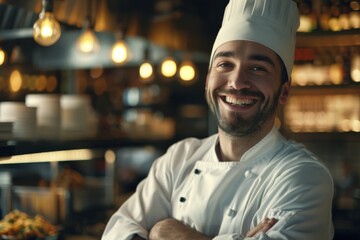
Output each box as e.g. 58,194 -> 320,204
282,131 -> 360,143
296,29 -> 360,47
290,83 -> 360,95
0,137 -> 175,159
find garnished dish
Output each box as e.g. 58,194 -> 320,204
0,210 -> 58,240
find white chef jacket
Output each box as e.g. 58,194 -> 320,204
102,127 -> 334,240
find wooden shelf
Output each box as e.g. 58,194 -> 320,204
296,29 -> 360,48
289,83 -> 360,96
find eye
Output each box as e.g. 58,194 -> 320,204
215,61 -> 234,71
250,65 -> 268,73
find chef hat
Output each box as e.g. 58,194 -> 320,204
210,0 -> 300,79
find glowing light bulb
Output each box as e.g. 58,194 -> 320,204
111,40 -> 129,63
9,69 -> 23,93
179,60 -> 196,82
77,28 -> 100,54
139,61 -> 154,80
0,48 -> 6,66
161,57 -> 177,78
351,54 -> 360,82
33,0 -> 61,47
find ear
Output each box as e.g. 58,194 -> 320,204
279,81 -> 290,105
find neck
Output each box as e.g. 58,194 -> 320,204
217,123 -> 274,162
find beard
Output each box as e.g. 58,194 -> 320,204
206,87 -> 282,137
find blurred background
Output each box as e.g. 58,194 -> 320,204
0,0 -> 359,239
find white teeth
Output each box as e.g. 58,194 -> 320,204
225,96 -> 255,105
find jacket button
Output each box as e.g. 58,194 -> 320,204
194,169 -> 201,174
179,197 -> 186,202
245,170 -> 252,178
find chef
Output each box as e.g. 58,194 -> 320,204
102,0 -> 334,239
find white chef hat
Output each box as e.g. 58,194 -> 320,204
210,0 -> 300,79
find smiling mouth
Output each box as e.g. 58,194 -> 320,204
220,95 -> 257,107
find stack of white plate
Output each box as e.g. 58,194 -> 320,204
25,94 -> 61,139
0,102 -> 37,140
60,94 -> 98,139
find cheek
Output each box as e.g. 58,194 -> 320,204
206,73 -> 223,90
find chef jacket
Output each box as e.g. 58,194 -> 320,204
102,127 -> 334,240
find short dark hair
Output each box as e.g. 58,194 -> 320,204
278,55 -> 289,84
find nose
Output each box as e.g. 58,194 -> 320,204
227,66 -> 251,90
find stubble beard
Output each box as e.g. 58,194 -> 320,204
206,87 -> 282,137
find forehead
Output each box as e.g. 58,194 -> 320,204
215,40 -> 279,62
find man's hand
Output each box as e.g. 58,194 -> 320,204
246,218 -> 278,237
148,218 -> 211,240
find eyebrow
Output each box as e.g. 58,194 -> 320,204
213,51 -> 276,67
248,54 -> 276,68
213,51 -> 234,60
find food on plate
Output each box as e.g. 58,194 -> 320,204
0,210 -> 58,239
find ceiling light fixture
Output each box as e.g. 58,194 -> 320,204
160,56 -> 177,78
179,59 -> 197,83
76,0 -> 100,54
139,46 -> 154,82
33,0 -> 61,46
111,32 -> 130,64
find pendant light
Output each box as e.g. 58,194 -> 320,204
76,0 -> 100,54
139,46 -> 154,82
179,60 -> 196,84
160,55 -> 177,78
179,53 -> 197,84
33,0 -> 61,46
111,32 -> 130,64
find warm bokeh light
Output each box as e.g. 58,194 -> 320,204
179,61 -> 196,82
285,95 -> 360,133
36,75 -> 47,91
0,149 -> 96,164
328,17 -> 341,31
329,64 -> 343,85
77,28 -> 100,53
46,75 -> 58,92
33,12 -> 61,46
105,150 -> 116,164
9,69 -> 23,93
160,57 -> 177,78
111,40 -> 129,64
139,62 -> 154,80
351,54 -> 360,82
298,15 -> 314,32
0,48 -> 6,65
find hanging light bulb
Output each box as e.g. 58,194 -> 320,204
111,40 -> 128,63
139,61 -> 154,80
179,60 -> 197,83
160,56 -> 177,78
139,46 -> 153,82
0,48 -> 6,66
111,32 -> 129,64
33,0 -> 61,46
76,0 -> 100,54
77,25 -> 100,54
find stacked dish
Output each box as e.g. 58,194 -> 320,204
25,94 -> 61,140
0,102 -> 37,140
